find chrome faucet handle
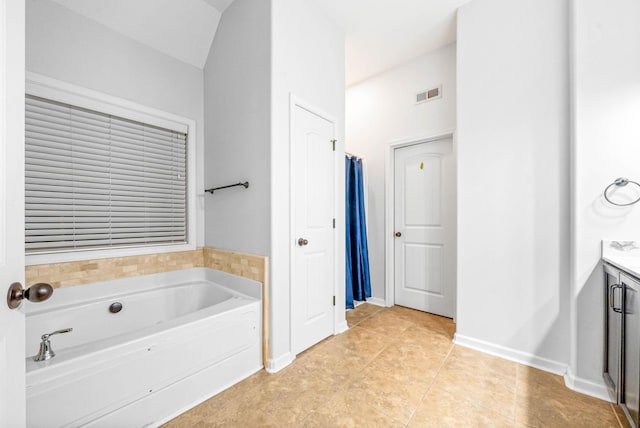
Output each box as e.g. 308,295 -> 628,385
34,328 -> 73,362
41,328 -> 72,341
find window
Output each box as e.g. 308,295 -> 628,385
25,92 -> 190,256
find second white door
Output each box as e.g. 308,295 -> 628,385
291,104 -> 335,355
394,138 -> 455,317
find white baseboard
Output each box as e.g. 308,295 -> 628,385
564,367 -> 611,402
265,352 -> 294,373
454,334 -> 611,402
335,320 -> 349,334
453,333 -> 567,375
366,297 -> 387,307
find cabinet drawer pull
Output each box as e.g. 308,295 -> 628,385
611,284 -> 623,313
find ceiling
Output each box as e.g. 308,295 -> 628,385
50,0 -> 470,86
50,0 -> 228,69
311,0 -> 472,86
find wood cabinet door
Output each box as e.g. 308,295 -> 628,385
623,273 -> 640,426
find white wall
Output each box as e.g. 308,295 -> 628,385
270,0 -> 346,367
203,0 -> 271,255
345,44 -> 456,302
26,0 -> 205,247
571,0 -> 640,393
456,0 -> 571,372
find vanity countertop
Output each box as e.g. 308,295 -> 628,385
602,241 -> 640,279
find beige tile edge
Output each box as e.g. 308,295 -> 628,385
25,248 -> 206,289
201,247 -> 270,367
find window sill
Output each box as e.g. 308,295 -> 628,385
25,242 -> 197,266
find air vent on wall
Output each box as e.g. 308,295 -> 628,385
416,85 -> 442,104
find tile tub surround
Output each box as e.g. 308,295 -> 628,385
26,249 -> 205,289
164,304 -> 622,428
25,247 -> 268,289
602,240 -> 640,278
203,247 -> 267,283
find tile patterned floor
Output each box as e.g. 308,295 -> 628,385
164,304 -> 624,428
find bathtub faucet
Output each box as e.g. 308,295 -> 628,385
33,328 -> 73,362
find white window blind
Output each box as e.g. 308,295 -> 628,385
25,95 -> 188,253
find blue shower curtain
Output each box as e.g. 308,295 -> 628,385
345,155 -> 371,309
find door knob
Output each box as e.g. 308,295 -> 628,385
7,282 -> 54,309
395,232 -> 402,237
298,238 -> 309,246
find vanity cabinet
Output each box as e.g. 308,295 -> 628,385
604,262 -> 640,427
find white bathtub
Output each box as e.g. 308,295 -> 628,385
24,268 -> 262,428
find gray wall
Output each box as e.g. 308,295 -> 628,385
26,0 -> 206,247
203,0 -> 271,256
456,0 -> 570,369
28,0 -> 346,367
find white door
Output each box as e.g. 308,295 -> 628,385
394,138 -> 455,317
0,0 -> 27,425
291,104 -> 335,355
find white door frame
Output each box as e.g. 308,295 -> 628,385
0,0 -> 26,424
384,130 -> 456,317
289,94 -> 344,357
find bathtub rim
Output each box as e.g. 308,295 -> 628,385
23,267 -> 262,316
24,267 -> 262,376
25,296 -> 260,378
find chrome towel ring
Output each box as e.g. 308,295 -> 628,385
604,177 -> 640,206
